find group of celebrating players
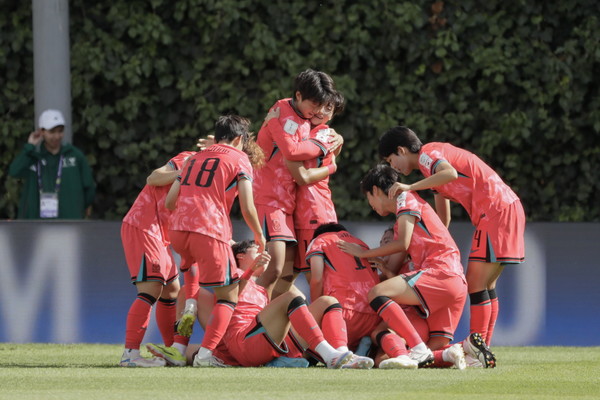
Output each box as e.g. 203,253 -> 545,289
119,69 -> 525,370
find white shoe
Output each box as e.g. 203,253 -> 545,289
120,355 -> 166,367
177,303 -> 197,337
341,354 -> 374,369
465,354 -> 484,368
326,350 -> 353,369
444,343 -> 466,370
193,353 -> 229,367
462,333 -> 496,368
379,355 -> 418,369
409,347 -> 434,368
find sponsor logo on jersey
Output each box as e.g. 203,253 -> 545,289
283,119 -> 299,135
419,153 -> 433,170
396,191 -> 407,209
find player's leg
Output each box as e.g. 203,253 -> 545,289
178,263 -> 200,337
155,256 -> 180,347
466,260 -> 503,342
368,274 -> 433,367
370,322 -> 416,369
271,245 -> 297,299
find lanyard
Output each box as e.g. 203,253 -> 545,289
37,155 -> 64,193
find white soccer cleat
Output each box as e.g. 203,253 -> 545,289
444,343 -> 467,370
192,353 -> 229,368
408,347 -> 434,368
341,354 -> 374,369
379,355 -> 418,369
119,355 -> 166,368
465,354 -> 484,368
326,350 -> 354,369
462,333 -> 496,368
177,303 -> 197,337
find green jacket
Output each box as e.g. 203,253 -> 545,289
8,143 -> 96,219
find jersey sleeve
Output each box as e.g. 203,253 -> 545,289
418,146 -> 448,177
305,237 -> 325,265
395,192 -> 422,223
264,117 -> 327,161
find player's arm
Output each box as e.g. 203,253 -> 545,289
285,155 -> 336,186
165,178 -> 181,211
388,161 -> 458,198
237,178 -> 266,253
434,193 -> 451,227
147,163 -> 179,186
308,255 -> 325,301
338,214 -> 415,258
264,118 -> 327,161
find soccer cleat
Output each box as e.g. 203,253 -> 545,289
462,333 -> 496,368
444,343 -> 467,370
465,354 -> 484,368
326,350 -> 354,369
119,355 -> 166,367
354,336 -> 372,357
409,347 -> 435,368
146,343 -> 186,367
193,353 -> 230,368
177,303 -> 197,337
379,355 -> 418,369
341,354 -> 374,369
265,357 -> 310,368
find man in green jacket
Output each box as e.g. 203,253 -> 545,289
8,109 -> 96,219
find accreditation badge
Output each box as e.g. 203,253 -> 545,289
40,192 -> 59,218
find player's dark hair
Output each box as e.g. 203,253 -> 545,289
232,240 -> 255,259
293,69 -> 338,105
378,126 -> 423,158
360,164 -> 399,195
215,115 -> 250,143
312,222 -> 347,240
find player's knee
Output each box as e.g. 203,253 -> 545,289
137,292 -> 158,305
287,296 -> 307,314
314,295 -> 338,309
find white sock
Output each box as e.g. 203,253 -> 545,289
173,343 -> 187,355
123,348 -> 140,359
196,347 -> 212,359
315,341 -> 339,363
336,346 -> 349,353
442,347 -> 452,362
411,342 -> 428,353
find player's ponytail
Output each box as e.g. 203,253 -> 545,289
243,133 -> 265,168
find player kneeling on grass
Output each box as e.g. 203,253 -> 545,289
338,164 -> 493,369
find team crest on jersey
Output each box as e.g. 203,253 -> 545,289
396,191 -> 407,209
283,119 -> 299,135
315,128 -> 330,143
419,153 -> 433,170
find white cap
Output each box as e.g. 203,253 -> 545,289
38,109 -> 66,130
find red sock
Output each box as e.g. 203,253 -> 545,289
125,293 -> 155,349
486,289 -> 499,345
200,300 -> 236,351
156,297 -> 177,346
287,297 -> 325,350
184,266 -> 199,301
371,296 -> 422,349
321,304 -> 348,349
469,290 -> 491,339
376,331 -> 408,357
431,345 -> 453,368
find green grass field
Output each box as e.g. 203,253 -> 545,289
1,344 -> 599,400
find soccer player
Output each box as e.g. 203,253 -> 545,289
379,126 -> 526,350
162,115 -> 266,367
305,223 -> 381,359
338,164 -> 474,369
119,149 -> 194,367
252,69 -> 343,298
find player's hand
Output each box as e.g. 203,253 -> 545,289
255,234 -> 267,253
28,130 -> 43,146
337,240 -> 365,257
197,135 -> 215,150
250,251 -> 271,277
262,107 -> 280,127
388,182 -> 411,199
327,130 -> 344,154
368,257 -> 385,269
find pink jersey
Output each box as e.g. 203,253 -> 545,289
253,99 -> 328,213
122,151 -> 194,244
169,144 -> 252,243
228,270 -> 269,328
394,191 -> 464,276
293,125 -> 338,229
418,142 -> 519,226
306,231 -> 380,314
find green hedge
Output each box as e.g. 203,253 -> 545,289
1,0 -> 598,221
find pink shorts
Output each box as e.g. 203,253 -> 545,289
402,269 -> 467,341
294,228 -> 314,272
469,200 -> 526,264
342,308 -> 381,350
169,230 -> 239,287
121,222 -> 178,285
257,205 -> 296,243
